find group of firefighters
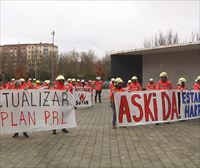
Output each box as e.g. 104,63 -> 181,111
0,75 -> 104,138
109,72 -> 200,129
0,72 -> 199,134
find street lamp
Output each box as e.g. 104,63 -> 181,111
51,30 -> 55,83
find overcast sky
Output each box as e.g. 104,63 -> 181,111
1,1 -> 199,57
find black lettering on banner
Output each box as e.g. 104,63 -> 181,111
31,92 -> 37,106
22,92 -> 30,107
2,92 -> 9,107
52,92 -> 60,106
62,92 -> 69,106
12,92 -> 20,107
43,91 -> 50,106
39,92 -> 42,107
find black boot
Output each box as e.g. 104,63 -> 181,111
52,130 -> 57,134
12,133 -> 19,138
23,132 -> 29,138
62,129 -> 69,133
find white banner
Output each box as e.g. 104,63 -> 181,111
73,87 -> 92,108
114,90 -> 200,127
0,90 -> 77,134
180,90 -> 200,120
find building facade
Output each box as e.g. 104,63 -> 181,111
0,43 -> 58,81
111,42 -> 200,88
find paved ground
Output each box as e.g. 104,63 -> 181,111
0,90 -> 200,168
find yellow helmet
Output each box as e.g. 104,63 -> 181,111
131,76 -> 138,80
197,76 -> 200,81
178,77 -> 186,83
77,79 -> 80,82
159,72 -> 168,78
116,77 -> 124,83
36,80 -> 40,83
56,75 -> 65,81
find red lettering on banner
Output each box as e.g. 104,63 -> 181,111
171,92 -> 179,120
44,111 -> 50,124
53,111 -> 59,125
11,112 -> 17,126
152,93 -> 158,121
28,112 -> 36,125
0,112 -> 8,127
118,96 -> 131,123
144,93 -> 155,121
61,112 -> 67,124
19,111 -> 27,126
132,94 -> 143,122
162,92 -> 171,120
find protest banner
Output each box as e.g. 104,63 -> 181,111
180,90 -> 200,120
73,87 -> 92,108
114,90 -> 200,127
0,90 -> 77,134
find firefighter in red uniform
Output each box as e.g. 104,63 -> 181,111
146,78 -> 156,90
86,80 -> 94,100
76,79 -> 82,87
111,77 -> 125,129
43,80 -> 52,89
20,78 -> 27,89
12,80 -> 29,138
129,76 -> 142,91
35,80 -> 41,89
26,78 -> 34,89
68,78 -> 76,93
126,80 -> 131,91
176,78 -> 187,90
193,76 -> 200,90
109,78 -> 116,106
94,77 -> 103,103
11,78 -> 15,88
53,75 -> 69,134
81,79 -> 86,87
156,72 -> 173,90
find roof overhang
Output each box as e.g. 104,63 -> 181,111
111,42 -> 200,56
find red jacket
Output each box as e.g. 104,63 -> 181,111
111,87 -> 125,103
94,81 -> 103,91
193,83 -> 200,90
156,80 -> 173,90
129,82 -> 142,91
176,85 -> 187,91
54,82 -> 67,90
146,83 -> 156,90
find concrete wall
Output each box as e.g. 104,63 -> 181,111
142,49 -> 200,88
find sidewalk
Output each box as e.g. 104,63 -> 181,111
0,90 -> 199,168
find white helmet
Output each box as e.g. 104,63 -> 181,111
131,76 -> 138,80
159,72 -> 168,78
116,77 -> 124,84
20,78 -> 25,82
72,78 -> 76,82
111,78 -> 115,82
56,75 -> 65,81
128,80 -> 131,83
149,78 -> 154,82
178,77 -> 187,83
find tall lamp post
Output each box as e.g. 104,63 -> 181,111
51,30 -> 55,83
